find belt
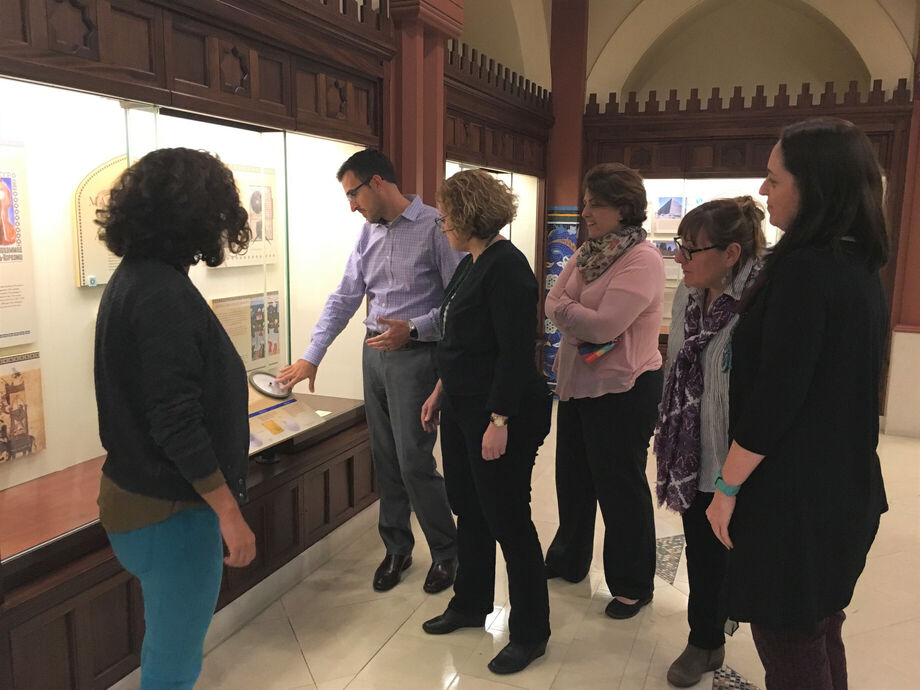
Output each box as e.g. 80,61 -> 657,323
366,329 -> 436,350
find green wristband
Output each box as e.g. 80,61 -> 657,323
715,469 -> 741,497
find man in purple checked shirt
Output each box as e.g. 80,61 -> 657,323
277,149 -> 463,594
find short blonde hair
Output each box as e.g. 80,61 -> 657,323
437,169 -> 518,240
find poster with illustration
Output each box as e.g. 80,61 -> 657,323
0,143 -> 38,348
0,351 -> 46,464
217,165 -> 278,267
211,291 -> 281,371
73,156 -> 128,287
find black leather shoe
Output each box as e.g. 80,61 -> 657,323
422,608 -> 486,635
372,554 -> 412,592
487,639 -> 547,674
423,559 -> 457,593
604,593 -> 653,619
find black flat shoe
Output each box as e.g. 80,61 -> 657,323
488,639 -> 547,674
423,558 -> 457,594
372,553 -> 412,592
422,608 -> 486,635
604,593 -> 653,619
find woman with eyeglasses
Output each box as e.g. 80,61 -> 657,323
706,118 -> 889,689
543,162 -> 664,620
654,197 -> 766,687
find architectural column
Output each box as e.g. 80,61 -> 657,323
542,0 -> 588,379
389,0 -> 463,203
885,60 -> 920,437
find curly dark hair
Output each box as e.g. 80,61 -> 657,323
96,147 -> 251,267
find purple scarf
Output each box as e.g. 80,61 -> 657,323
654,291 -> 737,513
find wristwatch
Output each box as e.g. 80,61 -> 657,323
489,413 -> 508,427
408,320 -> 418,340
714,469 -> 741,497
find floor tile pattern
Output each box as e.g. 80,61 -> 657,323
655,535 -> 685,585
109,418 -> 920,690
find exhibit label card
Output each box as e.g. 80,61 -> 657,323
217,165 -> 278,267
0,351 -> 46,464
73,155 -> 127,287
0,143 -> 38,347
211,292 -> 282,371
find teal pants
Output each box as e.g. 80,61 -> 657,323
107,507 -> 223,690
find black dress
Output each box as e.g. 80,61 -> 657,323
436,239 -> 552,645
728,245 -> 888,632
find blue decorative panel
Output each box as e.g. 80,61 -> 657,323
543,206 -> 579,383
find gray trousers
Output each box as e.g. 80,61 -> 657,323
362,342 -> 457,561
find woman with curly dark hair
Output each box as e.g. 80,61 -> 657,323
94,147 -> 255,689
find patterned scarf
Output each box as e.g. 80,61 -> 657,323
654,260 -> 763,512
577,225 -> 647,283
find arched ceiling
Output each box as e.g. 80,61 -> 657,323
586,0 -> 915,101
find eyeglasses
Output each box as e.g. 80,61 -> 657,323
434,216 -> 447,230
673,237 -> 720,261
345,179 -> 370,199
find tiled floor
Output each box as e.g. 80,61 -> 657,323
122,413 -> 920,689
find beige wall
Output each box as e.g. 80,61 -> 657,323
619,0 -> 869,107
584,0 -> 915,105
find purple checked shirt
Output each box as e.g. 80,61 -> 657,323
303,195 -> 464,365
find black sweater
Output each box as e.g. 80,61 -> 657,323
437,240 -> 544,416
727,245 -> 888,631
94,257 -> 249,504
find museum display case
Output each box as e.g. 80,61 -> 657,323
0,74 -> 377,689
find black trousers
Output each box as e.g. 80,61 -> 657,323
440,386 -> 552,644
545,368 -> 662,600
682,490 -> 729,649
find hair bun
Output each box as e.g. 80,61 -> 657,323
734,195 -> 765,226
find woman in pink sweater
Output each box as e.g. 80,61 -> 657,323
544,163 -> 664,619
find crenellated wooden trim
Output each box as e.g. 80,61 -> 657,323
444,42 -> 553,177
447,41 -> 552,118
586,79 -> 912,116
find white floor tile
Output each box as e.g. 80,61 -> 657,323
179,430 -> 920,690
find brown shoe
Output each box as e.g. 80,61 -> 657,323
423,558 -> 457,594
667,643 -> 725,687
373,554 -> 412,592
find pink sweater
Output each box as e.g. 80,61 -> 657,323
546,241 -> 664,400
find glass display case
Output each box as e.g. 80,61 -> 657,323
0,75 -> 374,562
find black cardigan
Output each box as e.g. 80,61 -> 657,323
727,244 -> 888,631
94,257 -> 249,504
436,240 -> 544,416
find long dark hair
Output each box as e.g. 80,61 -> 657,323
769,118 -> 888,271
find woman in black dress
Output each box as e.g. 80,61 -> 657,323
706,118 -> 889,689
419,170 -> 552,675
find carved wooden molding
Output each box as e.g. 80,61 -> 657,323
447,41 -> 552,119
391,0 -> 462,37
587,79 -> 912,117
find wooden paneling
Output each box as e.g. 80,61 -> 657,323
1,418 -> 371,689
1,0 -> 27,42
444,43 -> 553,177
0,0 -> 388,143
294,58 -> 379,146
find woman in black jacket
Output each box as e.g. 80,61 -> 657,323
419,170 -> 552,675
706,118 -> 889,689
95,147 -> 255,689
